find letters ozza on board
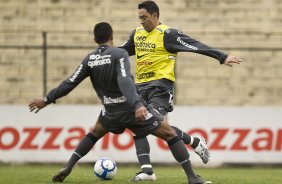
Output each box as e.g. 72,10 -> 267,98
1,126 -> 282,151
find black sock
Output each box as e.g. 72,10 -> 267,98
64,132 -> 99,171
134,136 -> 153,174
191,137 -> 200,149
167,136 -> 197,179
171,126 -> 192,145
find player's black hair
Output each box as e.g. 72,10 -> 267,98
138,1 -> 159,18
94,22 -> 113,44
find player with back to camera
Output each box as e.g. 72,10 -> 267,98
120,0 -> 242,181
29,22 -> 212,184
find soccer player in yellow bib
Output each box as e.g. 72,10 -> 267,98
120,1 -> 242,183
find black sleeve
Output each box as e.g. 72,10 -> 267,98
164,28 -> 228,64
115,49 -> 143,109
45,57 -> 90,104
119,30 -> 136,56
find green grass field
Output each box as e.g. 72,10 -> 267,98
0,164 -> 281,184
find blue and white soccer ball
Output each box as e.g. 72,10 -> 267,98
94,157 -> 117,180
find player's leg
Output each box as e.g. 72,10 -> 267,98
171,126 -> 210,164
130,88 -> 156,181
52,119 -> 108,183
130,136 -> 156,181
149,86 -> 210,164
151,120 -> 211,184
131,86 -> 208,182
131,122 -> 209,181
134,136 -> 154,174
147,86 -> 195,146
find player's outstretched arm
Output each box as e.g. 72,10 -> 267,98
223,55 -> 243,67
163,28 -> 228,64
29,98 -> 47,113
29,57 -> 90,114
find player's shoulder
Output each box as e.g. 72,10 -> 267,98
135,26 -> 145,32
111,47 -> 129,57
156,24 -> 170,32
112,47 -> 127,53
84,51 -> 95,62
164,27 -> 181,34
135,24 -> 172,33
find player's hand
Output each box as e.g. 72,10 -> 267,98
135,106 -> 148,122
224,55 -> 242,67
29,98 -> 47,113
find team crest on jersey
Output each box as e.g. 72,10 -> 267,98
178,30 -> 183,34
165,29 -> 170,33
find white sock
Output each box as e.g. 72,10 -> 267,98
190,136 -> 194,145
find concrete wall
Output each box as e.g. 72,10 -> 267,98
0,0 -> 282,105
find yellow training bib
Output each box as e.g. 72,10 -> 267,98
134,24 -> 177,83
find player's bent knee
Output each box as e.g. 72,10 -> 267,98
164,129 -> 178,141
167,136 -> 181,147
91,121 -> 108,138
155,125 -> 177,141
162,121 -> 177,136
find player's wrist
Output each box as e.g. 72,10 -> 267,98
43,96 -> 51,104
134,101 -> 144,110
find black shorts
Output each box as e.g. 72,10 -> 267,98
138,86 -> 174,116
98,105 -> 163,137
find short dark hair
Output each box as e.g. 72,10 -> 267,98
138,1 -> 159,18
93,22 -> 113,44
